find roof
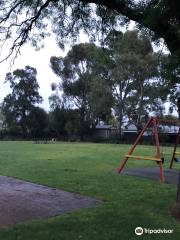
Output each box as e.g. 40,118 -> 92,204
96,124 -> 112,129
124,124 -> 137,131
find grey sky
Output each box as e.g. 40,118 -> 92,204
0,24 -> 176,116
0,33 -> 89,111
0,37 -> 64,111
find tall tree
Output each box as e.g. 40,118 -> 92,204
105,30 -> 168,135
2,66 -> 43,137
1,1 -> 179,116
50,43 -> 113,139
167,85 -> 180,118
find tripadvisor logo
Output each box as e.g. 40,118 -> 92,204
135,227 -> 174,235
135,227 -> 143,235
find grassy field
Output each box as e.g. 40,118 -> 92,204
0,141 -> 180,240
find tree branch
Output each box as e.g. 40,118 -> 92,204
79,0 -> 180,55
0,0 -> 180,62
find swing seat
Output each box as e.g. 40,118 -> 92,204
175,151 -> 180,155
125,154 -> 161,161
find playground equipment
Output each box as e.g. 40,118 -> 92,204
170,128 -> 180,168
117,117 -> 180,183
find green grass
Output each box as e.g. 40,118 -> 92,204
0,141 -> 180,240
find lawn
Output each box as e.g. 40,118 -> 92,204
0,141 -> 179,240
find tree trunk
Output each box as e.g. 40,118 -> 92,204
118,116 -> 123,140
136,82 -> 144,128
177,172 -> 180,203
117,104 -> 124,141
21,109 -> 27,139
176,97 -> 180,202
177,98 -> 180,120
79,108 -> 86,141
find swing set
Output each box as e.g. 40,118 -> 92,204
117,117 -> 180,183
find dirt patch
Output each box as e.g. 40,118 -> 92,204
122,167 -> 179,185
0,176 -> 102,229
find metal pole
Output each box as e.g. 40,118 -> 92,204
170,128 -> 180,169
176,172 -> 180,203
153,117 -> 164,182
117,117 -> 153,173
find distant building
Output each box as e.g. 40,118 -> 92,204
123,123 -> 137,133
159,124 -> 179,133
0,120 -> 3,129
93,124 -> 113,139
92,121 -> 179,142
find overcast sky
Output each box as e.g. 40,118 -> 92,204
0,33 -> 89,111
0,22 -> 135,112
0,25 -> 175,116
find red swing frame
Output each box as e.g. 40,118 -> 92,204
117,117 -> 165,182
117,117 -> 180,183
170,128 -> 180,169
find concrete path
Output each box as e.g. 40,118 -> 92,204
0,176 -> 102,229
122,167 -> 180,185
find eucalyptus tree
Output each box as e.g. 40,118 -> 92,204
0,1 -> 179,115
105,30 -> 168,134
2,66 -> 43,137
50,43 -> 113,139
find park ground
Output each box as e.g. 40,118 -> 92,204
0,141 -> 180,240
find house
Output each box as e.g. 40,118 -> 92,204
93,123 -> 142,140
122,123 -> 138,141
158,124 -> 179,143
92,121 -> 180,143
93,124 -> 113,139
123,123 -> 137,133
0,120 -> 3,130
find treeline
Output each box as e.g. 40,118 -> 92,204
0,30 -> 179,141
0,107 -> 95,141
0,66 -> 91,140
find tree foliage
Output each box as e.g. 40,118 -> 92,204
105,30 -> 168,132
28,107 -> 49,138
1,66 -> 43,136
50,43 -> 113,138
49,106 -> 81,140
0,0 -> 180,62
